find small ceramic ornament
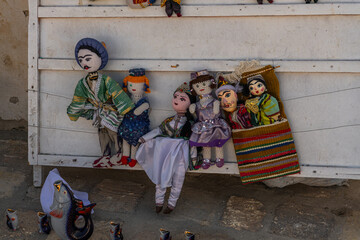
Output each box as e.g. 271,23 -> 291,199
109,222 -> 123,240
118,68 -> 151,167
127,0 -> 156,8
37,212 -> 51,234
189,70 -> 231,169
161,0 -> 182,17
160,228 -> 172,240
244,74 -> 280,126
67,38 -> 134,168
50,180 -> 96,240
136,82 -> 197,214
6,209 -> 18,231
184,231 -> 195,240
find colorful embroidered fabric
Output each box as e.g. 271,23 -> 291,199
232,65 -> 300,184
248,93 -> 280,126
233,120 -> 300,184
67,74 -> 134,132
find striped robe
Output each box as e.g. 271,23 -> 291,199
248,93 -> 280,126
67,74 -> 134,132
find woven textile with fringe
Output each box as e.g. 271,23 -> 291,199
232,65 -> 300,184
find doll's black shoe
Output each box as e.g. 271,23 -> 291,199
156,205 -> 163,213
163,206 -> 174,214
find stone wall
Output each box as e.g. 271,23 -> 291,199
0,0 -> 28,130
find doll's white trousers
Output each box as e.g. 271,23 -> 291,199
155,157 -> 186,209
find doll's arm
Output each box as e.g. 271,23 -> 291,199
213,100 -> 220,115
105,76 -> 134,115
134,102 -> 150,116
139,127 -> 162,143
189,103 -> 196,114
67,81 -> 87,121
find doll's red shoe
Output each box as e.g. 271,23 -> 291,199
215,158 -> 224,168
120,156 -> 129,165
128,159 -> 137,168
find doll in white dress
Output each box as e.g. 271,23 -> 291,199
136,82 -> 196,214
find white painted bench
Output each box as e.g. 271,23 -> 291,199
28,0 -> 360,186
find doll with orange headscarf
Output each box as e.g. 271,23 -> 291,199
118,68 -> 151,167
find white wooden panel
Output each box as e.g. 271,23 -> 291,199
39,84 -> 360,133
293,126 -> 360,166
38,59 -> 360,73
278,72 -> 360,100
39,16 -> 360,60
37,154 -> 240,174
284,88 -> 360,132
28,0 -> 40,165
40,0 -> 360,6
39,128 -> 101,156
36,153 -> 360,179
38,4 -> 360,18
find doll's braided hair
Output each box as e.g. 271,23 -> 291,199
243,74 -> 267,97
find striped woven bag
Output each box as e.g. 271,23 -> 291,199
233,65 -> 300,184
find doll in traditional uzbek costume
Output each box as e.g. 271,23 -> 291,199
136,82 -> 196,214
118,68 -> 151,168
215,76 -> 252,129
161,0 -> 182,17
67,38 -> 134,168
189,70 -> 231,169
244,74 -> 280,126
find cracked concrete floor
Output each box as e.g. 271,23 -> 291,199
0,129 -> 359,240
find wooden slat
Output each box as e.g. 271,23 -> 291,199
28,0 -> 40,166
36,154 -> 360,179
38,59 -> 360,73
37,154 -> 240,174
38,4 -> 360,18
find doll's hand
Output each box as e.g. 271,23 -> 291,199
189,103 -> 196,114
134,103 -> 150,116
138,137 -> 145,144
213,100 -> 220,115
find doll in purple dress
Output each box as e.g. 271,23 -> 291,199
189,70 -> 231,169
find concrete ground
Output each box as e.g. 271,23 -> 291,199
1,129 -> 359,240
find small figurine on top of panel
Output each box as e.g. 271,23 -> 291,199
161,0 -> 182,17
118,68 -> 151,168
189,70 -> 231,170
257,0 -> 273,4
127,0 -> 156,8
67,38 -> 134,168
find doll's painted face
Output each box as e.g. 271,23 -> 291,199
249,80 -> 266,96
217,89 -> 237,113
77,49 -> 102,73
127,81 -> 145,95
192,80 -> 213,95
172,91 -> 191,114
